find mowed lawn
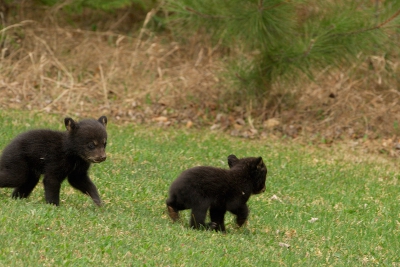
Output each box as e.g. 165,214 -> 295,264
0,112 -> 398,266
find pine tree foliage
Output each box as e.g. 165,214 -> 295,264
164,0 -> 400,94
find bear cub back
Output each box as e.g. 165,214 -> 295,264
0,116 -> 108,206
166,154 -> 267,232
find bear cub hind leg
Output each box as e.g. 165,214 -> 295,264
190,205 -> 209,229
12,173 -> 40,199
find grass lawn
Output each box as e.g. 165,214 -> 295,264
0,112 -> 399,266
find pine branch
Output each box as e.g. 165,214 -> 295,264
335,8 -> 400,37
376,8 -> 400,28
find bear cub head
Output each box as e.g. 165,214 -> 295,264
64,116 -> 108,163
228,154 -> 267,194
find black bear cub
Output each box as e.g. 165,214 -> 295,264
0,116 -> 108,206
166,154 -> 267,232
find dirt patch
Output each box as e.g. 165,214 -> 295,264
1,7 -> 400,158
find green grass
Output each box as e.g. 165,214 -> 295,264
0,111 -> 399,266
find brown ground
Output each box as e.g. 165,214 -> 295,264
1,5 -> 400,158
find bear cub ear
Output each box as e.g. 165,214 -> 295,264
64,117 -> 77,132
98,116 -> 107,127
256,157 -> 264,169
227,154 -> 239,168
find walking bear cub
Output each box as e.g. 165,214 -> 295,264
0,116 -> 108,206
166,154 -> 267,232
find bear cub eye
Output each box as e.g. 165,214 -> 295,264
87,142 -> 96,149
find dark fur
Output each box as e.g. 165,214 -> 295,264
166,155 -> 267,232
0,116 -> 108,206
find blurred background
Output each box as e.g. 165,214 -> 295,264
1,0 -> 400,152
